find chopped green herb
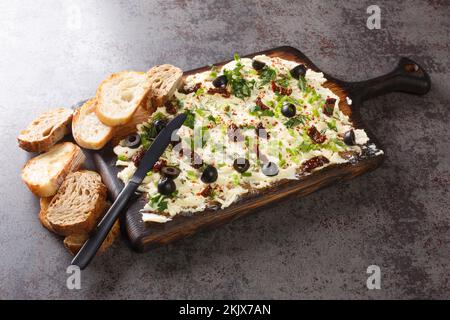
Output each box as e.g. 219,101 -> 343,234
297,76 -> 307,91
209,65 -> 219,79
186,170 -> 197,181
276,73 -> 291,88
312,107 -> 320,118
195,87 -> 205,96
183,109 -> 195,129
231,173 -> 240,186
207,115 -> 217,124
327,119 -> 337,131
241,172 -> 252,177
259,66 -> 277,85
117,155 -> 128,161
249,105 -> 274,117
149,194 -> 168,212
284,114 -> 309,128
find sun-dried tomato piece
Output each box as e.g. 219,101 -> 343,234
180,83 -> 202,94
152,159 -> 167,172
164,100 -> 178,115
307,126 -> 326,144
198,185 -> 213,197
131,148 -> 145,167
207,87 -> 231,98
255,97 -> 270,110
300,156 -> 330,173
271,81 -> 292,96
323,98 -> 336,116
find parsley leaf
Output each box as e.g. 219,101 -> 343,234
149,194 -> 168,212
249,105 -> 274,117
183,109 -> 196,129
298,76 -> 307,91
259,66 -> 277,85
327,119 -> 338,131
284,114 -> 309,128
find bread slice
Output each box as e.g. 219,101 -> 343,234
18,108 -> 73,152
21,142 -> 85,197
45,170 -> 107,236
110,105 -> 153,145
146,64 -> 183,108
38,196 -> 55,232
63,220 -> 120,255
95,71 -> 152,126
72,98 -> 113,150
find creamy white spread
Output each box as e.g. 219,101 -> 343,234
113,54 -> 381,223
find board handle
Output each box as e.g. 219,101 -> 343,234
347,57 -> 431,102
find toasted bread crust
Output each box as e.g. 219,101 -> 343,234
38,196 -> 55,232
18,108 -> 73,153
72,98 -> 113,150
110,105 -> 154,146
63,220 -> 120,255
46,170 -> 107,236
21,142 -> 85,197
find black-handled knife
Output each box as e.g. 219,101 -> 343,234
71,113 -> 187,269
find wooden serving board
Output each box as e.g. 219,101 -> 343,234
92,46 -> 431,252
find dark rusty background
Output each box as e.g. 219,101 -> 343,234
0,0 -> 448,299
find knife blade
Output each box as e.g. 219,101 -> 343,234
71,113 -> 187,269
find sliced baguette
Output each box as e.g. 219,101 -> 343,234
46,170 -> 107,236
38,196 -> 55,232
146,64 -> 183,108
72,98 -> 113,150
18,108 -> 73,152
21,142 -> 85,197
95,71 -> 152,126
110,105 -> 153,145
63,220 -> 120,256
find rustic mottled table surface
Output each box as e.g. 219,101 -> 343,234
0,0 -> 448,299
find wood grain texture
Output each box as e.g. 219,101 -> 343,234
95,46 -> 385,252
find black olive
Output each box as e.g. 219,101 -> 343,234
154,120 -> 167,134
157,177 -> 176,195
233,158 -> 250,173
201,165 -> 218,183
252,60 -> 266,71
123,133 -> 141,148
290,64 -> 307,79
281,102 -> 296,118
261,161 -> 279,177
212,75 -> 228,88
161,166 -> 181,179
343,130 -> 356,146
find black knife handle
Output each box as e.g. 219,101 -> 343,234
71,181 -> 139,269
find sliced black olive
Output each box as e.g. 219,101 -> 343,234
160,166 -> 181,179
201,165 -> 218,183
343,130 -> 356,145
212,75 -> 228,88
290,64 -> 307,79
157,177 -> 176,195
123,133 -> 141,148
261,161 -> 279,177
252,60 -> 266,71
154,120 -> 167,134
233,158 -> 250,173
281,102 -> 296,118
